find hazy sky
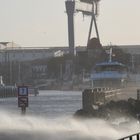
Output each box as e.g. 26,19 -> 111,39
0,0 -> 140,47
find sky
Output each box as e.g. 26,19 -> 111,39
0,0 -> 140,47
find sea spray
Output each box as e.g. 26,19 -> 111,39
0,111 -> 139,140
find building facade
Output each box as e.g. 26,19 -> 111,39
0,42 -> 65,63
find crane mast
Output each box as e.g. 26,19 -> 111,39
77,0 -> 101,45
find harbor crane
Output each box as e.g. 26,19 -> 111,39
65,0 -> 101,55
76,0 -> 101,45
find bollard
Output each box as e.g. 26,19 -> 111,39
21,106 -> 26,115
82,89 -> 95,111
137,89 -> 140,100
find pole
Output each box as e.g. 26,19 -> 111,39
137,89 -> 140,100
18,62 -> 21,84
109,47 -> 112,62
21,106 -> 26,115
131,54 -> 135,72
9,56 -> 12,84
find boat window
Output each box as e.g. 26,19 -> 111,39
95,65 -> 127,73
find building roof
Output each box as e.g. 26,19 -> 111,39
95,61 -> 126,67
119,45 -> 140,54
0,42 -> 9,46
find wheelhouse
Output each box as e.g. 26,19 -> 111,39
91,61 -> 128,88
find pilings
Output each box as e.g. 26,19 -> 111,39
82,88 -> 120,112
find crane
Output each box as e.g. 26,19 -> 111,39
76,0 -> 101,45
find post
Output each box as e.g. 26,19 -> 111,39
137,134 -> 139,140
137,89 -> 140,100
103,92 -> 106,104
21,106 -> 26,115
91,80 -> 94,89
82,89 -> 95,111
18,86 -> 29,115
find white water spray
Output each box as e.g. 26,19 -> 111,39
0,110 -> 139,140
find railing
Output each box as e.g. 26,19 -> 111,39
0,86 -> 17,98
82,87 -> 122,111
118,133 -> 140,140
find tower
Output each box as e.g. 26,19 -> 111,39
65,0 -> 75,56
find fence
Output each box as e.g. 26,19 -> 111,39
0,86 -> 17,98
82,87 -> 121,111
118,133 -> 140,140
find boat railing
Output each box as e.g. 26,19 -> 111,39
118,132 -> 140,140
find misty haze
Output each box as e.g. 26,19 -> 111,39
0,0 -> 140,140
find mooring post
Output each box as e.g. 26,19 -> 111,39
82,89 -> 96,112
103,92 -> 106,104
21,106 -> 26,115
137,89 -> 140,100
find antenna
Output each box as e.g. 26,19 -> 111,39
109,47 -> 112,62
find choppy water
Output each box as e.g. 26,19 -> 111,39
0,90 -> 139,140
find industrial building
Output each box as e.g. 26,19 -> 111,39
0,42 -> 65,63
0,42 -> 140,62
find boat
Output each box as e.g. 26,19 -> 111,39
90,48 -> 128,88
28,87 -> 39,96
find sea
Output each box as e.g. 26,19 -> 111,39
0,90 -> 139,140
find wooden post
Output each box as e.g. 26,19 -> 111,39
137,89 -> 140,100
21,106 -> 26,115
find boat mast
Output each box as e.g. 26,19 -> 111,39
109,47 -> 112,62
